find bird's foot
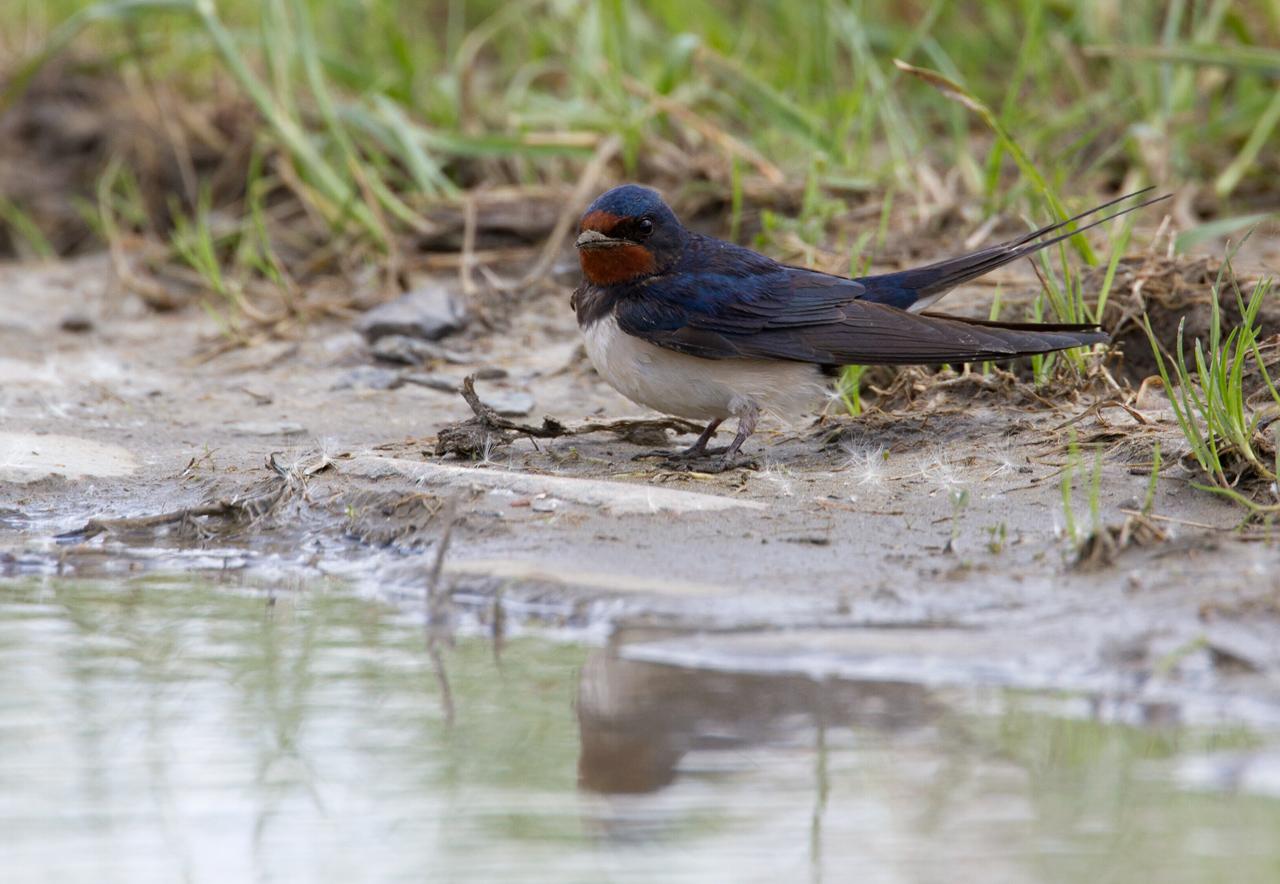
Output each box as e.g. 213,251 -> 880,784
640,451 -> 758,473
633,415 -> 756,472
632,444 -> 730,462
698,453 -> 759,474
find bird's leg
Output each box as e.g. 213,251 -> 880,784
697,407 -> 759,473
635,411 -> 758,472
682,419 -> 724,456
633,418 -> 724,461
721,407 -> 757,460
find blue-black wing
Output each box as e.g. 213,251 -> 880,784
616,237 -> 1106,366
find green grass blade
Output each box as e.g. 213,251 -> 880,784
893,59 -> 1096,264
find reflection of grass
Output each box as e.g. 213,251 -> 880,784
23,577 -> 589,794
7,576 -> 597,864
994,699 -> 1260,771
988,699 -> 1269,884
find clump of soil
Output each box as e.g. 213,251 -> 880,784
1098,255 -> 1280,384
1073,513 -> 1168,572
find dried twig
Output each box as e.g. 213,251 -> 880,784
56,452 -> 317,543
58,501 -> 246,542
435,375 -> 703,458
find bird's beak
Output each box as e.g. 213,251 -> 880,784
575,229 -> 627,249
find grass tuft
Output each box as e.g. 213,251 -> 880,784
1143,254 -> 1280,514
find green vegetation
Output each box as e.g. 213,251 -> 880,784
1143,264 -> 1280,514
986,521 -> 1007,555
1059,428 -> 1105,550
835,364 -> 867,415
4,1 -> 1278,254
1143,441 -> 1163,515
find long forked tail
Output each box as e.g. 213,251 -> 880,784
855,188 -> 1170,312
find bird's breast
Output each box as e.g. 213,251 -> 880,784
581,314 -> 827,422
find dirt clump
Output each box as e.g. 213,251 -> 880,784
1098,255 -> 1280,384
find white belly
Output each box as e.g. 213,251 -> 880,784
582,315 -> 827,422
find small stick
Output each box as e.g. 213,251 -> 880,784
459,375 -> 702,439
1117,508 -> 1224,531
58,502 -> 241,542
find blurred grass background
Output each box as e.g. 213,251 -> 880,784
1,0 -> 1277,279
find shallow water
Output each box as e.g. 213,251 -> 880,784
3,577 -> 1280,883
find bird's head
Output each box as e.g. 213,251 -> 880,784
575,185 -> 685,286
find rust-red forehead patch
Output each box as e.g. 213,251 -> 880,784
578,242 -> 656,285
579,210 -> 625,233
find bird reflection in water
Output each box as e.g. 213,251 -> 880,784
576,642 -> 940,796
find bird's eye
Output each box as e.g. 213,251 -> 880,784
635,217 -> 654,239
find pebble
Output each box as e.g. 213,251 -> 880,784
370,335 -> 471,366
356,283 -> 468,343
402,373 -> 459,393
480,390 -> 535,416
331,367 -> 405,391
60,313 -> 94,333
225,420 -> 308,437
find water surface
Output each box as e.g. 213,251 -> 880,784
3,577 -> 1279,883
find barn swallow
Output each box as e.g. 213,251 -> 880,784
572,184 -> 1166,466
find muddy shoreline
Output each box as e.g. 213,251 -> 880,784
3,254 -> 1280,730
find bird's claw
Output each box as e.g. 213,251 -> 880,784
699,454 -> 759,474
643,452 -> 758,473
632,445 -> 730,462
632,449 -> 676,461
